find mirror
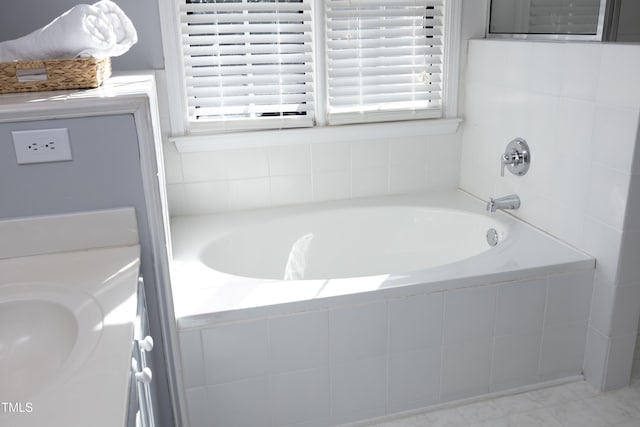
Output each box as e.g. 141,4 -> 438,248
489,0 -> 607,40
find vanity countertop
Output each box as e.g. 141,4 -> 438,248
0,208 -> 141,427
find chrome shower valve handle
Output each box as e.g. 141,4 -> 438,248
500,138 -> 530,177
501,151 -> 521,176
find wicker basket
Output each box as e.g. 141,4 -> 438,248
0,56 -> 111,94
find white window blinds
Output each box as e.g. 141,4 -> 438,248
179,0 -> 315,131
325,0 -> 445,125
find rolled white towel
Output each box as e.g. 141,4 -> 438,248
0,4 -> 116,62
93,0 -> 138,57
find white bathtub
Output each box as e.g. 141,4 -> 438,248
199,206 -> 505,281
171,190 -> 592,322
171,190 -> 596,426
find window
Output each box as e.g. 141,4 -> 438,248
180,0 -> 314,132
325,0 -> 444,125
527,0 -> 601,34
167,0 -> 455,135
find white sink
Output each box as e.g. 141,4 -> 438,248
0,208 -> 140,427
0,285 -> 103,400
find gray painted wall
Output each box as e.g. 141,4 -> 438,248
0,114 -> 172,426
0,1 -> 164,70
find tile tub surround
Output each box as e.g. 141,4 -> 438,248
178,269 -> 594,427
165,131 -> 462,216
460,39 -> 640,391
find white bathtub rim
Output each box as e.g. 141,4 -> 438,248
175,259 -> 594,330
170,190 -> 595,330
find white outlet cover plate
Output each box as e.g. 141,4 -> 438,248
12,128 -> 72,164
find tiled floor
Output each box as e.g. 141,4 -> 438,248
366,377 -> 640,427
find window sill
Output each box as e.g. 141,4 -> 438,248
171,118 -> 463,153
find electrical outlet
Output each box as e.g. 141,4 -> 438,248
12,128 -> 72,164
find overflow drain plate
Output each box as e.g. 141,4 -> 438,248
486,228 -> 499,247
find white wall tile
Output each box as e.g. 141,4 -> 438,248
426,133 -> 463,190
582,217 -> 624,285
228,177 -> 271,210
444,285 -> 496,346
268,144 -> 312,177
597,45 -> 640,110
550,98 -> 596,207
202,320 -> 269,385
352,140 -> 388,169
166,183 -> 188,216
604,333 -> 637,390
560,43 -> 602,101
491,333 -> 542,391
312,170 -> 351,201
311,142 -> 351,173
528,42 -> 564,96
589,280 -> 616,336
501,41 -> 533,90
544,204 -> 586,249
183,181 -> 230,214
330,302 -> 387,364
584,326 -> 608,389
464,82 -> 506,129
619,231 -> 640,286
331,356 -> 387,425
586,163 -> 631,230
388,292 -> 443,353
270,175 -> 313,206
545,270 -> 594,326
466,40 -> 507,86
501,89 -> 531,139
179,330 -> 205,388
523,93 -> 560,198
226,147 -> 270,180
495,279 -> 546,337
208,377 -> 272,427
268,311 -> 329,374
442,335 -> 493,401
625,175 -> 640,231
388,137 -> 427,166
459,124 -> 496,200
388,347 -> 441,413
389,162 -> 427,194
462,40 -> 640,393
540,321 -> 588,381
271,368 -> 330,427
610,284 -> 640,336
352,166 -> 389,198
591,107 -> 640,174
182,151 -> 228,182
163,141 -> 184,184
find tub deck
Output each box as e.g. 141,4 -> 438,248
170,190 -> 594,328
